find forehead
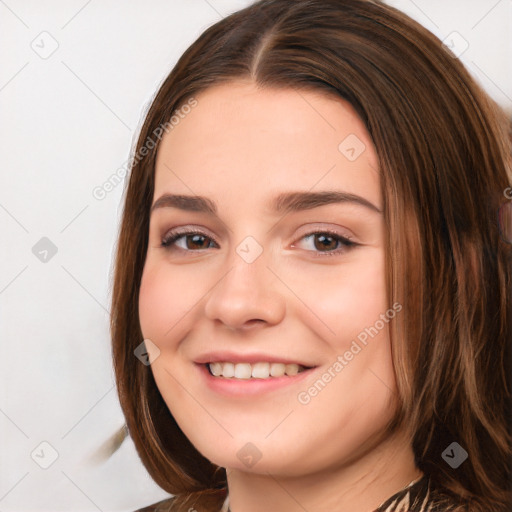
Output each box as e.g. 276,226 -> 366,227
153,81 -> 380,209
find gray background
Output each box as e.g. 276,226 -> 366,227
1,0 -> 510,511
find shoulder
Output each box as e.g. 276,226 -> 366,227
133,490 -> 228,512
133,496 -> 175,512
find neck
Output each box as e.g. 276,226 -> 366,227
225,429 -> 422,512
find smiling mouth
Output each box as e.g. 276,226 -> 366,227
206,361 -> 312,379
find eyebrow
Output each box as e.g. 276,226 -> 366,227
150,190 -> 382,216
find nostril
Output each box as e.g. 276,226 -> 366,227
243,319 -> 265,329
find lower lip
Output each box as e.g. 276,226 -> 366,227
196,363 -> 317,397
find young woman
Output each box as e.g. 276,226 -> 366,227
110,0 -> 512,511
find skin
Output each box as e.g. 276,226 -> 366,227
138,80 -> 423,512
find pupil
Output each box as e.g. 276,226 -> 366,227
189,234 -> 207,249
316,234 -> 336,251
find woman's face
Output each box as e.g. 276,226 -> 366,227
139,80 -> 397,475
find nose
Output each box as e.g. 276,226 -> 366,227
203,248 -> 286,331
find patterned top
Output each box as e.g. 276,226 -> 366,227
218,474 -> 443,512
373,474 -> 444,512
137,474 -> 456,512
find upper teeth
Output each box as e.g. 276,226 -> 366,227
208,362 -> 306,379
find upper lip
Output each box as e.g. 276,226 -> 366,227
194,351 -> 316,368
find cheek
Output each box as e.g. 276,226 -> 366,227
332,254 -> 386,338
138,264 -> 165,340
283,249 -> 387,344
139,259 -> 221,348
138,262 -> 192,342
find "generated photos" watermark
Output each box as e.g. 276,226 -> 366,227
297,302 -> 402,405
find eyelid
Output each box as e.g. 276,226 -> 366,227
161,226 -> 219,247
293,222 -> 356,241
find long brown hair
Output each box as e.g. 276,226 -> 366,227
110,1 -> 512,510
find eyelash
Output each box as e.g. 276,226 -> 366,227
160,228 -> 358,257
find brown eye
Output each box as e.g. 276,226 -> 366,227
294,231 -> 358,256
161,230 -> 218,251
313,233 -> 339,251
